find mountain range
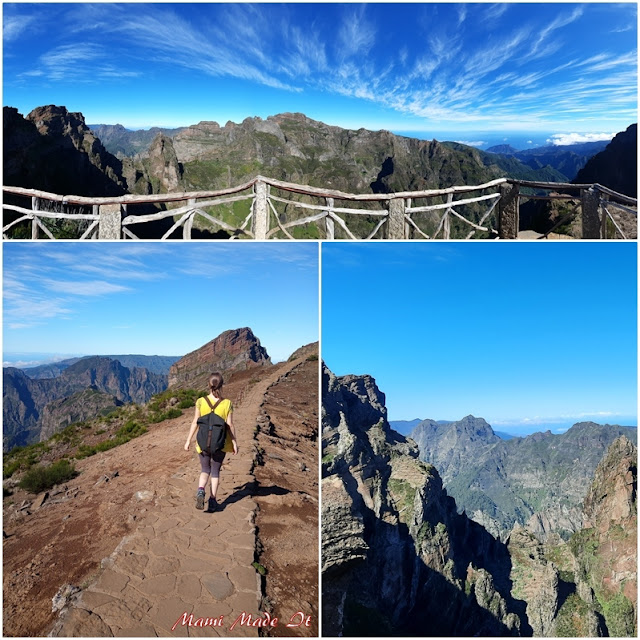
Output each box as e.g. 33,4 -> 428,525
3,327 -> 270,452
22,355 -> 179,378
485,140 -> 609,181
3,357 -> 167,451
322,368 -> 637,637
409,415 -> 637,541
5,105 -> 635,237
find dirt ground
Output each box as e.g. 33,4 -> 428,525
2,357 -> 318,637
253,353 -> 319,637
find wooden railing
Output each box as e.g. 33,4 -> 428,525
3,176 -> 636,240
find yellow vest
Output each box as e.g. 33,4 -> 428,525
195,396 -> 233,454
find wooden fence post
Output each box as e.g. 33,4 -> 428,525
184,198 -> 196,239
498,183 -> 519,239
252,179 -> 269,240
388,197 -> 405,239
98,204 -> 122,239
325,197 -> 335,239
31,196 -> 39,239
581,188 -> 601,239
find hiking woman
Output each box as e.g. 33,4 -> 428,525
184,372 -> 238,511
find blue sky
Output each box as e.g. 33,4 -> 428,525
3,3 -> 637,143
322,243 -> 637,435
3,243 -> 318,365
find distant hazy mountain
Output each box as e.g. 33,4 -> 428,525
485,144 -> 518,155
23,354 -> 180,378
410,416 -> 637,539
444,141 -> 569,183
88,124 -> 185,157
485,140 -> 609,181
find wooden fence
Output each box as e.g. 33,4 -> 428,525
2,176 -> 636,240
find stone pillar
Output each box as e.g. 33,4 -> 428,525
98,204 -> 121,239
325,197 -> 335,239
498,183 -> 519,239
581,188 -> 601,239
388,198 -> 405,239
252,179 -> 269,240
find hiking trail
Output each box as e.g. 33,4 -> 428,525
51,357 -> 305,637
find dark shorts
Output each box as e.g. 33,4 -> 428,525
199,450 -> 226,474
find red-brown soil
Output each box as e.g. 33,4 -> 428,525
253,352 -> 319,637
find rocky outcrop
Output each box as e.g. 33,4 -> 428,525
411,418 -> 637,540
504,436 -> 637,637
144,134 -> 184,192
3,358 -> 167,451
574,124 -> 637,197
322,366 -> 525,636
3,106 -> 127,196
168,328 -> 271,390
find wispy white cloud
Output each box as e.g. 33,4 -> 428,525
530,6 -> 584,56
482,4 -> 509,23
337,7 -> 376,60
3,14 -> 36,42
42,279 -> 132,296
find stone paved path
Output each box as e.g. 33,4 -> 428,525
54,358 -> 305,637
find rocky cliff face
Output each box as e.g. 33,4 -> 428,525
322,367 -> 526,636
3,106 -> 128,196
171,112 -> 510,196
569,436 -> 637,636
168,327 -> 271,390
2,357 -> 167,451
574,124 -> 637,198
39,388 -> 123,441
411,418 -> 637,540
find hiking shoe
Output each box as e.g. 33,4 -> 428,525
207,497 -> 218,512
195,488 -> 206,510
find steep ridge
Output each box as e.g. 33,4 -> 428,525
3,357 -> 167,451
574,124 -> 637,198
321,367 -> 526,636
168,328 -> 271,390
411,417 -> 637,540
3,348 -> 317,637
506,436 -> 637,637
252,343 -> 319,636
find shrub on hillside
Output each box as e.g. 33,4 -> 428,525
18,459 -> 77,493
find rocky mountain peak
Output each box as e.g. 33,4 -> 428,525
27,105 -> 87,137
168,327 -> 271,390
4,104 -> 127,196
